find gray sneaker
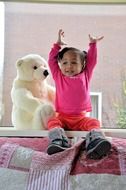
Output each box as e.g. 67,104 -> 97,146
85,130 -> 111,159
47,138 -> 70,155
86,138 -> 111,159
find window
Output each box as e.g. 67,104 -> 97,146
90,92 -> 102,123
0,1 -> 126,132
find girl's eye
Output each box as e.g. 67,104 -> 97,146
33,66 -> 37,70
62,62 -> 67,65
71,62 -> 77,65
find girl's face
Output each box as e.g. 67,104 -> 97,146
59,50 -> 84,77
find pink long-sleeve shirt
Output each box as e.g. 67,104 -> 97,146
48,42 -> 97,114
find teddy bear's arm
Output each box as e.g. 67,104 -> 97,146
47,85 -> 55,103
11,88 -> 41,114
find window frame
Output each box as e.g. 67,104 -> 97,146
0,0 -> 125,4
90,92 -> 102,123
0,127 -> 126,139
0,2 -> 4,125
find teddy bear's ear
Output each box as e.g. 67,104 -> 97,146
16,59 -> 23,67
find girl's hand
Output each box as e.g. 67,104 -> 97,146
89,34 -> 104,43
56,29 -> 67,46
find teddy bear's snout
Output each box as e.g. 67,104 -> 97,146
43,70 -> 49,77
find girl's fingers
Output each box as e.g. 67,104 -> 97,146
97,36 -> 104,41
89,34 -> 104,42
60,30 -> 64,37
61,32 -> 64,37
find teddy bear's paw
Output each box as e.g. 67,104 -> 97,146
39,104 -> 55,129
40,104 -> 55,118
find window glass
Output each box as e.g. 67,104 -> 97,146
0,1 -> 126,129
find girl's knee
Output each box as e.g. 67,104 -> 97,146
85,118 -> 100,131
48,117 -> 62,129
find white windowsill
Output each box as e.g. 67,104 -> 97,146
0,127 -> 126,139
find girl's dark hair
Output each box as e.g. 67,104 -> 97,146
58,47 -> 87,65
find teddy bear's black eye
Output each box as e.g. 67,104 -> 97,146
33,66 -> 37,70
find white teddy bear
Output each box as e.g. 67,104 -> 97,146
11,54 -> 55,130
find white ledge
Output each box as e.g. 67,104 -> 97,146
0,127 -> 126,138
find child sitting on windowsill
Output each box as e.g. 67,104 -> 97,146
47,29 -> 111,159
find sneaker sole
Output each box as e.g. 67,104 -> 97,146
87,140 -> 111,159
47,144 -> 67,155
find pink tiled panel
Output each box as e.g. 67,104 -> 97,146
2,3 -> 126,128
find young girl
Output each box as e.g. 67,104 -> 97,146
47,29 -> 111,159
